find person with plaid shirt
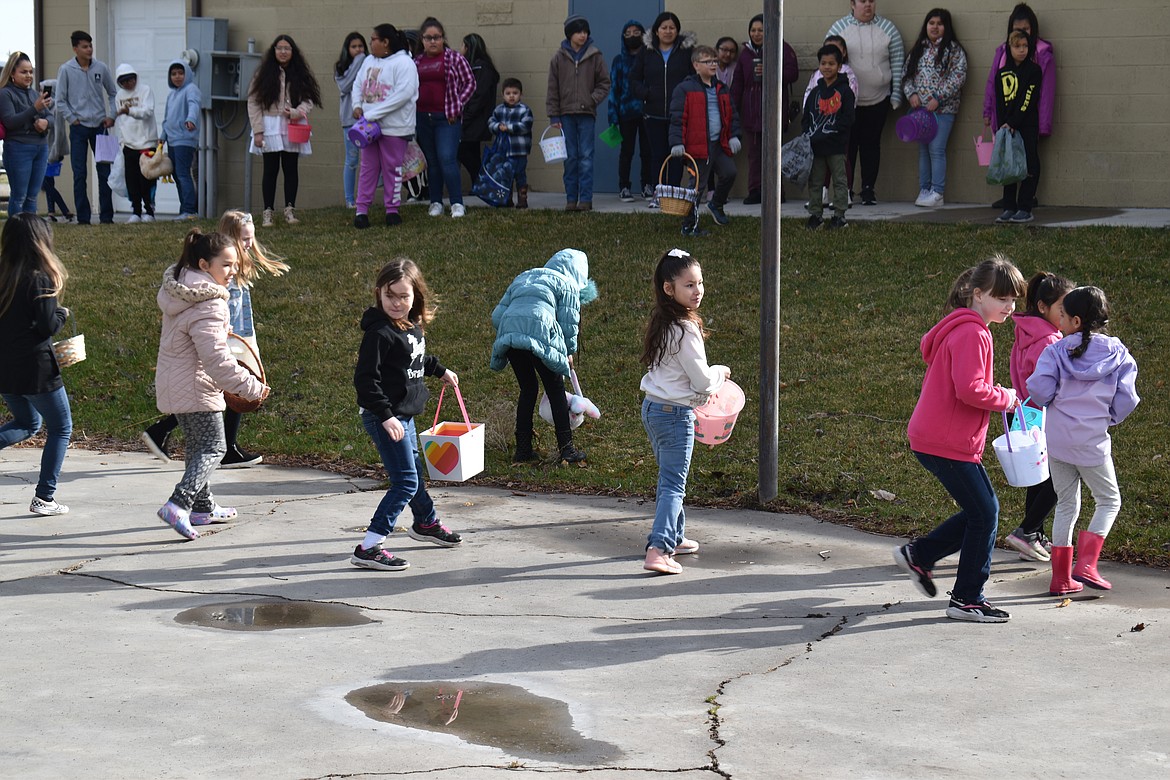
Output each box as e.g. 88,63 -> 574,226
488,78 -> 534,208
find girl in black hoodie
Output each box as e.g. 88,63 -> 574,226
993,30 -> 1043,224
631,12 -> 694,193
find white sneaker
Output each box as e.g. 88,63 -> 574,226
914,189 -> 931,207
30,496 -> 69,516
141,214 -> 155,223
428,202 -> 444,217
450,203 -> 466,218
921,191 -> 945,208
127,214 -> 142,224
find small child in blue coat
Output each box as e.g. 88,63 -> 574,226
490,248 -> 597,464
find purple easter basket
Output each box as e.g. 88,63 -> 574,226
347,117 -> 382,149
896,108 -> 938,144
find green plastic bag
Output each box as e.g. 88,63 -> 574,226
986,127 -> 1027,186
599,124 -> 623,149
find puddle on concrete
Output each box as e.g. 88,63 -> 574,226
175,600 -> 375,631
345,681 -> 621,764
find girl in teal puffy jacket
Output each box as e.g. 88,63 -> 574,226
490,248 -> 597,465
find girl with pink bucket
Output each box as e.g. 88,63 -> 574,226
350,24 -> 418,230
1026,286 -> 1139,596
639,249 -> 730,575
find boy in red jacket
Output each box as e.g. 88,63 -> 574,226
668,46 -> 742,237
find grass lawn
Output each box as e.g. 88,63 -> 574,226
35,206 -> 1170,565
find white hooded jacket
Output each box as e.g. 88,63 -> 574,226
114,63 -> 157,150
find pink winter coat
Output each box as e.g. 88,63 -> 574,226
1009,313 -> 1060,406
907,307 -> 1016,463
155,266 -> 265,414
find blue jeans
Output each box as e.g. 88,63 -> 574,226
69,124 -> 113,223
415,112 -> 463,205
560,114 -> 596,203
911,451 -> 999,603
511,155 -> 528,187
918,112 -> 955,195
641,398 -> 696,554
168,144 -> 197,215
4,141 -> 49,216
1,387 -> 73,500
361,411 -> 437,536
342,126 -> 360,205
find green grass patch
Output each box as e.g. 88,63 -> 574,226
41,209 -> 1170,565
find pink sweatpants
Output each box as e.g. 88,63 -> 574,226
356,134 -> 407,215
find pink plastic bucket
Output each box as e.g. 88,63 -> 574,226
693,380 -> 745,447
895,109 -> 937,144
347,118 -> 381,149
975,134 -> 993,166
287,122 -> 312,144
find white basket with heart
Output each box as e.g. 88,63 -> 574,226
417,385 -> 485,482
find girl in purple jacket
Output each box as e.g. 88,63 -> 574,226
1027,287 -> 1140,596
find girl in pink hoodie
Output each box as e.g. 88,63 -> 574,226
894,255 -> 1025,623
1003,271 -> 1073,562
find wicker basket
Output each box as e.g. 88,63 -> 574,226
223,333 -> 266,414
654,153 -> 699,217
52,313 -> 86,368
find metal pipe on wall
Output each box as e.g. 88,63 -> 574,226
757,0 -> 782,504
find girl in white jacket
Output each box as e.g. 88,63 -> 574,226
155,230 -> 268,540
351,24 -> 419,229
114,64 -> 157,221
638,249 -> 731,574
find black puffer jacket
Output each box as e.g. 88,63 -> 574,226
630,31 -> 696,120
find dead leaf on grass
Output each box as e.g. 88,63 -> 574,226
1131,623 -> 1146,632
869,489 -> 897,502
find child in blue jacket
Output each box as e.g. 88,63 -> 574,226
159,60 -> 202,219
490,249 -> 597,464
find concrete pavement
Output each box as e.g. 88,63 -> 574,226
2,447 -> 1168,778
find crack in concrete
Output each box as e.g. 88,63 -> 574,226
307,765 -> 719,776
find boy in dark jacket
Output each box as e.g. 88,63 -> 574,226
803,45 -> 854,230
668,46 -> 742,237
994,30 -> 1043,224
608,20 -> 650,202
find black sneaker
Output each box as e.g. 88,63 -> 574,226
141,424 -> 173,463
860,187 -> 877,206
681,222 -> 710,237
827,215 -> 849,230
354,213 -> 370,229
350,544 -> 410,571
946,596 -> 1010,623
706,201 -> 730,226
806,215 -> 824,230
408,521 -> 462,547
995,209 -> 1016,224
641,184 -> 655,199
559,444 -> 587,464
743,191 -> 761,205
386,212 -> 402,226
892,543 -> 937,597
222,445 -> 263,468
619,187 -> 635,202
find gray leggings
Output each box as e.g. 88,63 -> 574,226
169,412 -> 226,511
1050,456 -> 1121,546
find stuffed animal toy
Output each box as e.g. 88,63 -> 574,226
538,369 -> 600,428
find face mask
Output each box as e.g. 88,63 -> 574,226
625,34 -> 643,51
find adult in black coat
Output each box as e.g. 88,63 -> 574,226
457,33 -> 501,184
630,11 -> 694,191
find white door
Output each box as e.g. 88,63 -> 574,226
109,0 -> 186,215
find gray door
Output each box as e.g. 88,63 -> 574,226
568,0 -> 663,193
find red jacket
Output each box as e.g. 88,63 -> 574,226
668,75 -> 741,161
907,308 -> 1015,462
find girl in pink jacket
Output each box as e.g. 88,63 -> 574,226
1003,271 -> 1073,562
894,255 -> 1025,623
155,230 -> 269,540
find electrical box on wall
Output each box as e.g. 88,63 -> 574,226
209,53 -> 260,104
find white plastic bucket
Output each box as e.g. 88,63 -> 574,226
992,429 -> 1049,487
539,125 -> 567,163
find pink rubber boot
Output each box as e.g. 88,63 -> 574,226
1048,546 -> 1084,596
1072,530 -> 1112,590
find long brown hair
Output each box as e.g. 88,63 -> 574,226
945,253 -> 1026,312
249,34 -> 322,110
374,258 -> 435,330
640,249 -> 704,368
218,210 -> 289,285
0,214 -> 67,318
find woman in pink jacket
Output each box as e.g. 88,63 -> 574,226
154,230 -> 269,540
983,3 -> 1054,209
894,255 -> 1025,624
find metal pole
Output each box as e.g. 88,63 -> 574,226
758,0 -> 782,504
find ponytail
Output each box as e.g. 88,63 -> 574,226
175,229 -> 234,279
944,253 -> 1026,312
1061,286 -> 1110,359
